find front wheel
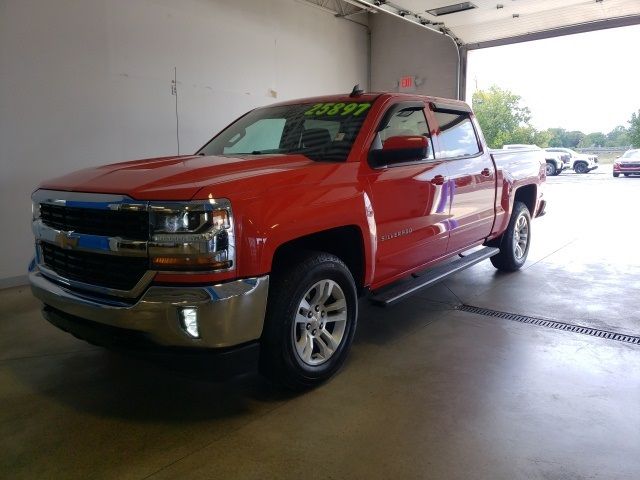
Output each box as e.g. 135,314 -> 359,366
260,252 -> 358,390
490,201 -> 532,272
574,162 -> 588,174
545,162 -> 557,176
613,173 -> 620,178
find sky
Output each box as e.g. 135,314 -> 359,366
466,24 -> 640,134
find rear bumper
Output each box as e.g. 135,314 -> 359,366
29,268 -> 269,349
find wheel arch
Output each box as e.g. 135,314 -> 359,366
513,184 -> 537,216
271,225 -> 367,294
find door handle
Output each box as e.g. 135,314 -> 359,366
430,175 -> 445,186
481,168 -> 492,177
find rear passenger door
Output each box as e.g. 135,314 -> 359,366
430,103 -> 496,253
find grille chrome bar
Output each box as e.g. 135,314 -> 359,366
33,220 -> 147,257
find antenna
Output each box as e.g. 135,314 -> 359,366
171,66 -> 180,155
350,84 -> 364,97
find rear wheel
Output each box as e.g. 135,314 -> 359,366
260,251 -> 358,390
624,173 -> 630,177
574,162 -> 588,174
545,162 -> 556,176
613,173 -> 620,178
490,202 -> 531,272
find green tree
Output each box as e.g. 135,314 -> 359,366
578,132 -> 606,148
564,131 -> 585,148
472,86 -> 532,148
629,110 -> 640,148
546,128 -> 567,147
533,129 -> 552,148
605,125 -> 630,148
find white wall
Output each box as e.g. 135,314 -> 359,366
370,12 -> 458,99
0,0 -> 369,285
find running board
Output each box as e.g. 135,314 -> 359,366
369,247 -> 500,307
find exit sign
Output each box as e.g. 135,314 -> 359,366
399,75 -> 416,92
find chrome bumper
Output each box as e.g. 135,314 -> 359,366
29,269 -> 269,349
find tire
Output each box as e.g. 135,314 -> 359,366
490,201 -> 532,272
545,162 -> 556,176
624,173 -> 630,177
259,251 -> 358,390
574,162 -> 588,174
613,173 -> 619,178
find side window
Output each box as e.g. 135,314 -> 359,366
223,118 -> 286,154
433,111 -> 481,159
378,106 -> 433,160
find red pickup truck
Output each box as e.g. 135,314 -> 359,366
29,91 -> 546,388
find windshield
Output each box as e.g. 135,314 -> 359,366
622,150 -> 640,159
197,101 -> 373,162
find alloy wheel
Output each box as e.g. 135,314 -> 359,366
292,279 -> 348,366
512,214 -> 529,260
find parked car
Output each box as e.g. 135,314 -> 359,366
613,149 -> 640,177
503,144 -> 564,176
545,147 -> 598,174
29,91 -> 546,389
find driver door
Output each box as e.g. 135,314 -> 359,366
365,102 -> 451,284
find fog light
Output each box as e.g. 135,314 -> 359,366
179,307 -> 199,338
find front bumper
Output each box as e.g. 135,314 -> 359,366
29,268 -> 269,349
614,165 -> 640,174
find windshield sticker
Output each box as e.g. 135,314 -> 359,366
335,132 -> 346,141
304,102 -> 371,117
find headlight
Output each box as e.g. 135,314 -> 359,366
148,199 -> 234,271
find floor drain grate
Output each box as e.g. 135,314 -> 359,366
458,305 -> 640,346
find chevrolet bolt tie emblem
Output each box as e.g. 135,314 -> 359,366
59,232 -> 79,249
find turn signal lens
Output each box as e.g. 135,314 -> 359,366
151,256 -> 231,270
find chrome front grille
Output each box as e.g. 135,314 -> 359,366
32,189 -> 153,296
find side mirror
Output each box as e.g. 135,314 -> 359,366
369,135 -> 429,168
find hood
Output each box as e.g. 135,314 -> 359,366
39,154 -> 323,200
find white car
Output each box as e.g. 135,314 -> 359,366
545,147 -> 598,174
503,144 -> 565,176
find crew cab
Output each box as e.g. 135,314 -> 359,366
29,91 -> 546,389
545,147 -> 598,174
504,144 -> 565,176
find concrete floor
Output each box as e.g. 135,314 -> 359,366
2,165 -> 639,479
